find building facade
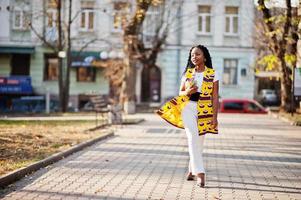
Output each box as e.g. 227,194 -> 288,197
0,0 -> 256,112
152,0 -> 256,103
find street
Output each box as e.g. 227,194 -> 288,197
1,113 -> 301,200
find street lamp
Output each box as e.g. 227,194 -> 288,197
58,51 -> 66,58
108,51 -> 117,59
117,51 -> 124,59
100,50 -> 123,60
100,51 -> 108,60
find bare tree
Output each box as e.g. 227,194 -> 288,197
137,1 -> 178,72
109,0 -> 182,114
104,59 -> 124,104
30,0 -> 107,112
29,0 -> 72,112
119,1 -> 151,114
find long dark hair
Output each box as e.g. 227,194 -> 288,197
183,45 -> 213,74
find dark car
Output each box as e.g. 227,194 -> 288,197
258,89 -> 279,106
219,99 -> 267,114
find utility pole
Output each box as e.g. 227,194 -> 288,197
297,0 -> 301,69
296,0 -> 301,112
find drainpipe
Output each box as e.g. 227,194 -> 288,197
176,2 -> 182,92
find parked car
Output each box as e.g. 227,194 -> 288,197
258,89 -> 279,106
81,101 -> 94,112
219,99 -> 267,114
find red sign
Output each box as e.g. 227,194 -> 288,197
0,78 -> 5,84
7,79 -> 20,85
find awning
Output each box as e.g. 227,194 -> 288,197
71,51 -> 100,67
0,46 -> 35,54
71,51 -> 115,68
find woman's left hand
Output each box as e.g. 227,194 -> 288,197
211,118 -> 218,129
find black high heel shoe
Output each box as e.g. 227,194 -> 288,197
196,173 -> 205,187
186,173 -> 195,181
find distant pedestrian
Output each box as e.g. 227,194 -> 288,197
156,45 -> 219,188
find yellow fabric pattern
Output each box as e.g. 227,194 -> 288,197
156,67 -> 218,135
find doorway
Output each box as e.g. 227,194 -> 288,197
141,65 -> 161,102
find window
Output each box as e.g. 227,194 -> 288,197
80,10 -> 94,31
44,54 -> 59,81
241,68 -> 247,77
112,2 -> 129,32
77,68 -> 96,82
11,54 -> 30,76
13,8 -> 30,30
143,6 -> 160,44
45,0 -> 58,41
46,0 -> 58,28
223,102 -> 244,111
144,7 -> 159,36
80,1 -> 95,31
246,102 -> 262,112
223,59 -> 238,85
46,9 -> 57,28
225,6 -> 239,35
198,5 -> 211,34
45,9 -> 58,41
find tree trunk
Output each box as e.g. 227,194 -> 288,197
63,0 -> 72,113
257,0 -> 295,113
57,0 -> 65,112
280,61 -> 292,112
120,35 -> 138,114
120,1 -> 151,114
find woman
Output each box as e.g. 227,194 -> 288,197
156,45 -> 219,188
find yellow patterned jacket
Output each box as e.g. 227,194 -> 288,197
156,67 -> 218,136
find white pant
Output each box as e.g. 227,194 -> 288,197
181,101 -> 206,175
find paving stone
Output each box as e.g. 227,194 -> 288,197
1,114 -> 301,200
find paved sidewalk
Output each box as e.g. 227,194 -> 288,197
1,113 -> 301,200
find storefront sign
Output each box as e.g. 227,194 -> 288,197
0,76 -> 33,94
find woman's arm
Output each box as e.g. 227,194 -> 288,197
212,80 -> 219,128
179,78 -> 187,96
179,77 -> 198,96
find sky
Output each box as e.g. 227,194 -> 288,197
254,0 -> 299,7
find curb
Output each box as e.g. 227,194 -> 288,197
122,118 -> 145,125
268,111 -> 301,126
0,130 -> 114,188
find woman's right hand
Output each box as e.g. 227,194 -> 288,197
185,84 -> 198,96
